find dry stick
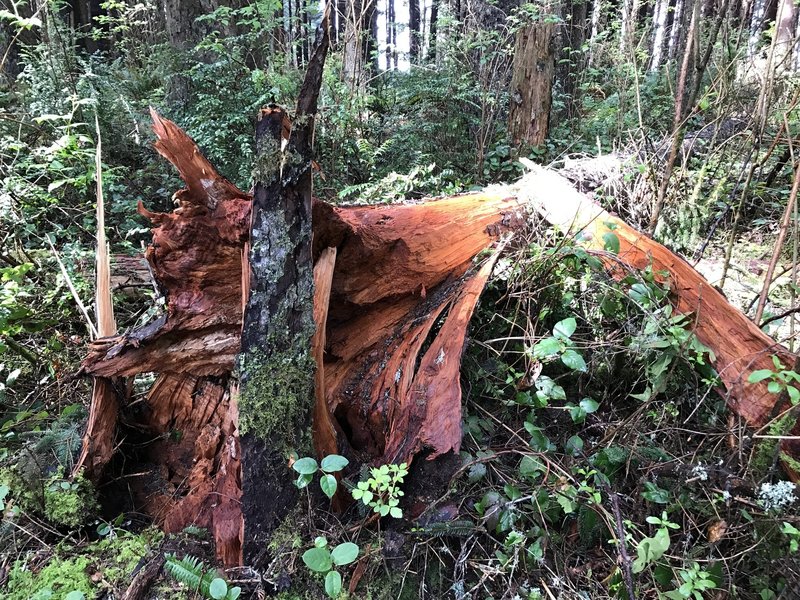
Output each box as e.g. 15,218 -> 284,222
647,0 -> 698,235
47,236 -> 98,339
754,161 -> 800,323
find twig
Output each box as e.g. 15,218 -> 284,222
608,490 -> 637,600
46,236 -> 98,339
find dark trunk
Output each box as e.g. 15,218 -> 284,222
409,0 -> 421,62
238,10 -> 331,566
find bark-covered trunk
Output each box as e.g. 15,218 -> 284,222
428,0 -> 439,62
650,0 -> 670,71
775,0 -> 796,71
508,21 -> 555,148
409,0 -> 421,62
749,0 -> 768,57
238,12 -> 330,565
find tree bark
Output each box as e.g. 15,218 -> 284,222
508,22 -> 555,149
343,0 -> 376,90
650,0 -> 670,71
238,10 -> 330,565
409,0 -> 421,62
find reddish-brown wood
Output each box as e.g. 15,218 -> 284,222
79,113 -> 521,564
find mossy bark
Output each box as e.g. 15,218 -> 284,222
237,14 -> 330,566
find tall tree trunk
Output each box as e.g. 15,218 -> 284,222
343,0 -> 376,90
428,0 -> 439,62
650,0 -> 670,70
239,12 -> 330,566
508,22 -> 555,148
409,0 -> 421,63
775,0 -> 796,71
749,0 -> 768,57
587,0 -> 603,65
667,0 -> 685,61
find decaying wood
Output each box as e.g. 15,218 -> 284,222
519,160 -> 800,470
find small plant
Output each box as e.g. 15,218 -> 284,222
632,512 -> 679,574
528,316 -> 587,373
748,355 -> 800,405
663,562 -> 717,599
782,522 -> 800,552
292,454 -> 349,499
351,462 -> 408,518
164,554 -> 241,600
301,536 -> 359,598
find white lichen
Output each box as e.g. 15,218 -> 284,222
758,481 -> 797,512
689,464 -> 709,481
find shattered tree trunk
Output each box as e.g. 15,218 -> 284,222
78,123 -> 522,566
77,99 -> 800,569
508,21 -> 555,148
237,13 -> 330,564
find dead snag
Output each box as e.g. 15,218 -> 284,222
237,8 -> 331,566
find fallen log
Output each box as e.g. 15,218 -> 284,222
518,159 -> 800,472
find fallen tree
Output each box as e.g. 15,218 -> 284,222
76,99 -> 800,572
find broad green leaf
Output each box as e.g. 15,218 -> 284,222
553,317 -> 577,339
565,435 -> 584,455
768,380 -> 782,394
229,587 -> 242,600
532,337 -> 562,358
748,369 -> 774,384
331,542 -> 359,565
561,349 -> 587,372
295,473 -> 313,489
320,474 -> 338,499
579,398 -> 599,413
292,457 -> 318,475
209,578 -> 228,600
324,570 -> 342,598
789,386 -> 800,406
321,454 -> 349,473
603,232 -> 620,254
519,455 -> 544,479
302,547 -> 332,572
641,482 -> 669,504
64,593 -> 84,600
389,506 -> 402,518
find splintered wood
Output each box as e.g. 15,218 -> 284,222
78,115 -> 800,566
79,112 -> 522,564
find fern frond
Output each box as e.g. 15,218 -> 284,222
165,553 -> 205,591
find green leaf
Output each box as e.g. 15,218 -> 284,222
532,337 -> 562,358
748,369 -> 774,384
320,474 -> 338,499
389,506 -> 403,518
320,455 -> 349,473
228,587 -> 242,600
292,457 -> 319,475
579,397 -> 599,413
789,386 -> 800,406
561,349 -> 587,372
603,232 -> 620,254
64,593 -> 85,600
519,455 -> 544,479
641,482 -> 670,504
331,542 -> 359,566
553,317 -> 577,339
302,547 -> 332,572
768,380 -> 782,394
295,473 -> 313,489
324,570 -> 342,598
209,578 -> 228,600
565,435 -> 584,455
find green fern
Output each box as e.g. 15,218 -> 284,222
164,554 -> 241,600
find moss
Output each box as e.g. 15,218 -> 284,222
752,413 -> 797,479
267,506 -> 305,553
0,467 -> 97,528
238,344 -> 315,446
2,528 -> 161,599
43,471 -> 97,528
6,555 -> 93,600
